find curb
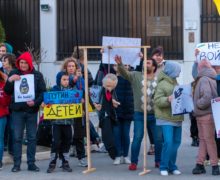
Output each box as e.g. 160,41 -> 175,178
3,151 -> 50,165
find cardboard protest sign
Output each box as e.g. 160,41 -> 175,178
89,85 -> 102,103
171,84 -> 194,115
44,103 -> 83,119
196,42 -> 220,65
102,36 -> 141,67
44,90 -> 83,104
14,74 -> 35,102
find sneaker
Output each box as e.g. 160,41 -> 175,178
11,165 -> 21,172
62,161 -> 72,172
160,170 -> 168,176
28,164 -> 40,172
128,163 -> 137,171
69,146 -> 76,157
78,158 -> 88,167
47,162 -> 56,173
0,161 -> 2,170
155,162 -> 160,168
113,157 -> 121,165
192,164 -> 206,174
123,157 -> 131,164
212,165 -> 220,175
204,160 -> 210,166
172,170 -> 181,175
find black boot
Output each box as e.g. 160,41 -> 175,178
62,161 -> 72,172
47,160 -> 56,173
212,165 -> 220,175
192,164 -> 206,174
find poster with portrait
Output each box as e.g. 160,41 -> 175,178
171,84 -> 194,115
89,85 -> 102,103
211,98 -> 220,138
14,74 -> 35,102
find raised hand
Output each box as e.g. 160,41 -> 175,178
114,55 -> 122,65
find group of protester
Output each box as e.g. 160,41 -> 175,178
0,42 -> 220,177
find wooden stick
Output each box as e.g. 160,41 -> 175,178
139,47 -> 151,176
78,45 -> 150,49
82,48 -> 96,174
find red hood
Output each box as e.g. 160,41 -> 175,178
16,52 -> 34,74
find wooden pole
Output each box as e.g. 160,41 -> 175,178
139,47 -> 151,176
82,48 -> 96,174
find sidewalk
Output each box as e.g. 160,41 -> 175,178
3,145 -> 50,164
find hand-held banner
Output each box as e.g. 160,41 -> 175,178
171,84 -> 194,115
102,36 -> 141,67
43,90 -> 83,119
211,98 -> 220,138
44,103 -> 83,119
196,42 -> 220,65
44,90 -> 83,104
14,74 -> 35,103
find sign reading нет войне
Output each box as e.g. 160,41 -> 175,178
43,103 -> 83,119
196,42 -> 220,66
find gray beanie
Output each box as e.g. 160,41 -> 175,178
163,61 -> 181,79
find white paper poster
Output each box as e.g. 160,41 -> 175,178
196,42 -> 220,66
102,36 -> 141,67
211,98 -> 220,138
14,74 -> 35,103
171,84 -> 194,115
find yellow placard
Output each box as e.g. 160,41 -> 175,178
44,103 -> 83,119
214,0 -> 220,15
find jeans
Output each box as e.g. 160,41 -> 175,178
113,120 -> 131,157
0,116 -> 7,162
131,112 -> 163,164
4,115 -> 14,154
160,125 -> 182,171
11,111 -> 38,166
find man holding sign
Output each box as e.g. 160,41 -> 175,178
4,52 -> 46,172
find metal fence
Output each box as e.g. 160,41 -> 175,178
0,0 -> 40,55
57,0 -> 183,60
201,0 -> 220,42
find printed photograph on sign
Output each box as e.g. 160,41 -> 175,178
89,85 -> 102,103
196,42 -> 220,66
102,36 -> 141,67
14,74 -> 35,103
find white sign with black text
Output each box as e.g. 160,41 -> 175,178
102,36 -> 141,67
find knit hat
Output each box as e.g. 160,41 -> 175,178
4,43 -> 13,53
163,61 -> 181,79
16,52 -> 34,73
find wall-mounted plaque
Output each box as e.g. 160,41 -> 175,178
147,16 -> 171,36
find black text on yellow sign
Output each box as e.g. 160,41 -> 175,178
44,103 -> 83,120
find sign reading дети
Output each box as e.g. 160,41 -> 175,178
44,103 -> 83,119
196,42 -> 220,66
43,90 -> 83,119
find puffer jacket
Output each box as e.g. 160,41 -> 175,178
154,71 -> 183,122
193,67 -> 218,117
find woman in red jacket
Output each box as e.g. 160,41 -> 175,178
0,71 -> 10,169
